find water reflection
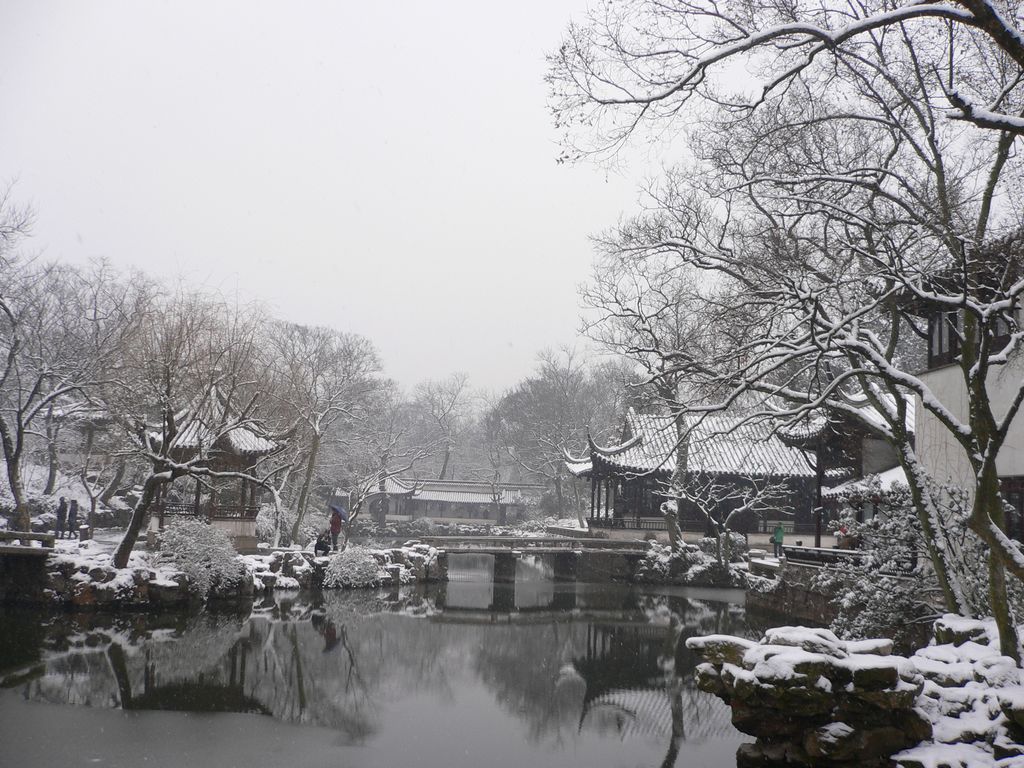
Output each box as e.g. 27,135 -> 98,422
0,581 -> 762,767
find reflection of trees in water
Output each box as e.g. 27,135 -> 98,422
3,587 -> 756,764
472,621 -> 590,745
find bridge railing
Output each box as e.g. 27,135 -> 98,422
781,545 -> 918,575
0,530 -> 55,556
418,535 -> 649,552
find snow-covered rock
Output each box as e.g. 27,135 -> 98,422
691,617 -> 1024,767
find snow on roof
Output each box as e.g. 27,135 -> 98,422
853,394 -> 916,436
822,465 -> 908,500
372,477 -> 525,505
573,409 -> 815,479
165,386 -> 277,457
564,457 -> 593,478
778,396 -> 916,444
173,417 -> 277,456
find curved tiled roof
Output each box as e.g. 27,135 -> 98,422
568,408 -> 815,479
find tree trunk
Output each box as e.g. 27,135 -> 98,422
554,474 -> 565,516
571,479 -> 585,527
6,456 -> 29,531
0,422 -> 29,530
43,425 -> 59,496
100,459 -> 127,505
989,550 -> 1019,661
666,406 -> 689,553
664,506 -> 683,551
438,444 -> 451,480
975,462 -> 1020,661
290,434 -> 321,544
898,448 -> 966,614
271,488 -> 285,548
113,473 -> 162,569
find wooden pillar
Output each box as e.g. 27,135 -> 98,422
240,476 -> 248,511
595,477 -> 602,521
815,439 -> 824,548
590,477 -> 596,519
194,478 -> 202,516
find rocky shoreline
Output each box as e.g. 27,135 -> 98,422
0,540 -> 448,609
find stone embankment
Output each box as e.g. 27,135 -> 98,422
745,557 -> 838,624
689,618 -> 1024,767
0,541 -> 447,609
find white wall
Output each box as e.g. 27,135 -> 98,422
916,355 -> 1024,493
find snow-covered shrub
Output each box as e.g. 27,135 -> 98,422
255,502 -> 296,544
635,541 -> 706,581
405,518 -> 438,536
815,481 -> 940,650
695,531 -> 746,563
819,478 -> 1024,651
322,545 -> 389,588
160,518 -> 248,599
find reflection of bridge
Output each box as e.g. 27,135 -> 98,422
421,535 -> 649,584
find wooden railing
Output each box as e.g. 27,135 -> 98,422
155,502 -> 259,527
588,516 -> 668,531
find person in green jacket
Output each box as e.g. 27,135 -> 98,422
772,523 -> 785,558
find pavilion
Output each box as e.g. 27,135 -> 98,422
148,389 -> 279,552
565,408 -> 817,535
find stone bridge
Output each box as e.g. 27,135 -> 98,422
418,535 -> 649,584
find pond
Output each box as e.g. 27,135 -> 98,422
0,563 -> 766,768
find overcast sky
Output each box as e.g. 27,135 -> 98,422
0,1 -> 642,392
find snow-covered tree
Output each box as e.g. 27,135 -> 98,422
0,221 -> 151,532
106,290 -> 272,568
552,0 -> 1024,659
261,322 -> 381,543
549,0 -> 1024,153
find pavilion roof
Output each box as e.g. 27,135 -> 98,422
157,386 -> 278,458
565,408 -> 815,479
822,465 -> 908,501
777,396 -> 915,446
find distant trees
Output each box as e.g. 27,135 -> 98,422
340,382 -> 435,530
485,348 -> 638,521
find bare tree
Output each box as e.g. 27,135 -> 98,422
0,238 -> 146,531
666,472 -> 791,565
339,383 -> 434,544
413,373 -> 471,480
556,0 -> 1024,658
549,0 -> 1024,155
262,322 -> 381,543
106,290 -> 274,568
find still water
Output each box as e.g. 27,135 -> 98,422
0,557 -> 763,768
